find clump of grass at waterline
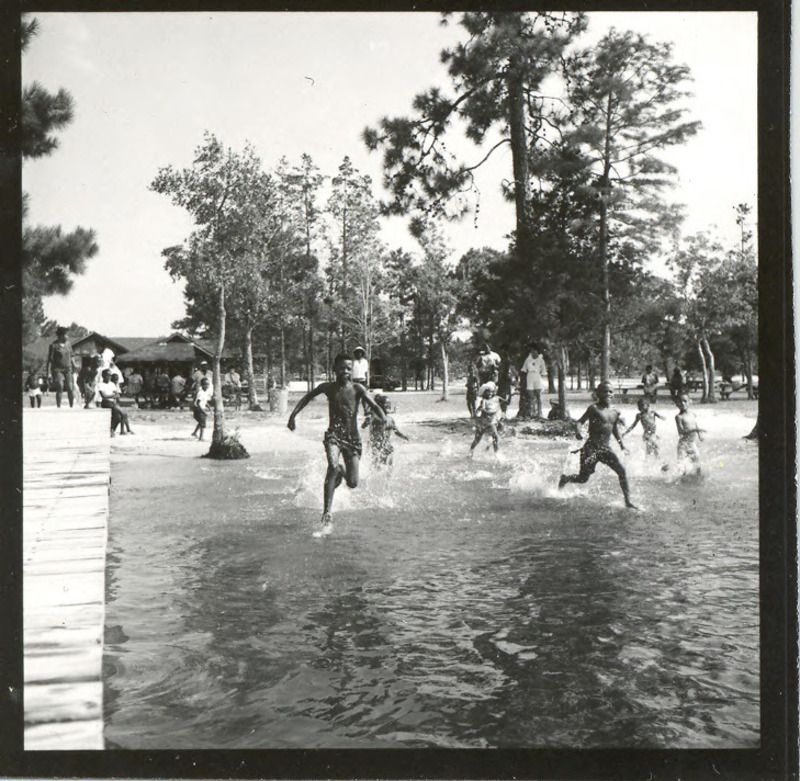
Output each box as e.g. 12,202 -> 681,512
202,433 -> 250,460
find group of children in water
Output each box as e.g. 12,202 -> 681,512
287,352 -> 708,535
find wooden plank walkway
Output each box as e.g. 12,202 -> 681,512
23,408 -> 111,750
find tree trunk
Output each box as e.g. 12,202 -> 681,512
439,339 -> 449,401
309,322 -> 316,389
211,285 -> 227,446
701,335 -> 718,403
266,333 -> 273,388
546,356 -> 557,394
280,325 -> 287,388
576,362 -> 582,390
400,312 -> 407,392
696,339 -> 709,402
302,320 -> 310,391
557,345 -> 568,417
244,325 -> 261,410
744,350 -> 754,400
206,284 -> 248,460
506,50 -> 533,273
599,189 -> 611,383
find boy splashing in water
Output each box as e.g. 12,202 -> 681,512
363,394 -> 410,468
622,397 -> 666,458
558,381 -> 637,509
470,371 -> 504,455
675,393 -> 705,476
287,353 -> 386,535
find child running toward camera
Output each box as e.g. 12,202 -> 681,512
470,371 -> 504,455
675,394 -> 706,475
363,394 -> 409,468
287,353 -> 386,535
622,397 -> 666,458
558,381 -> 636,508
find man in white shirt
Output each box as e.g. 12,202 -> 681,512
352,347 -> 369,387
520,343 -> 547,420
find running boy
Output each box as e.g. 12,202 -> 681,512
363,394 -> 409,467
470,371 -> 504,455
558,381 -> 636,508
675,394 -> 705,474
287,353 -> 386,534
622,397 -> 666,458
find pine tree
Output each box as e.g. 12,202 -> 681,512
562,28 -> 701,381
21,16 -> 98,343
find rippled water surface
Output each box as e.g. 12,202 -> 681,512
104,408 -> 759,748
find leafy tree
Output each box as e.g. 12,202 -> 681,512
364,12 -> 585,274
151,133 -> 280,458
21,16 -> 98,344
325,157 -> 387,367
562,28 -> 700,381
411,218 -> 462,400
276,154 -> 326,388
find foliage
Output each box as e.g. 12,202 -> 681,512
21,16 -> 97,344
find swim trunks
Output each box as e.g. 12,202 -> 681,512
579,439 -> 623,475
324,423 -> 362,458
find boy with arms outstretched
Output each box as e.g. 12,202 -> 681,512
287,353 -> 386,535
558,381 -> 636,508
622,397 -> 666,458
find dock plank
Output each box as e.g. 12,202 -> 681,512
23,408 -> 111,750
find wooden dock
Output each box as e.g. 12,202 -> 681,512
23,408 -> 111,750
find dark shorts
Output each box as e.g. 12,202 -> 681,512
324,426 -> 362,458
193,407 -> 207,426
52,370 -> 75,393
579,440 -> 624,475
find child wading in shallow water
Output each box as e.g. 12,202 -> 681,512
363,394 -> 409,468
675,394 -> 705,475
470,372 -> 504,455
622,397 -> 666,458
287,353 -> 386,535
558,381 -> 637,509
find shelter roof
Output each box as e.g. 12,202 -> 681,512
115,333 -> 218,364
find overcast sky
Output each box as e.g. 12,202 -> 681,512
22,11 -> 757,337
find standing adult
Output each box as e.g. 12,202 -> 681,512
156,365 -> 171,408
45,326 -> 76,408
520,343 -> 547,420
641,364 -> 659,403
224,366 -> 242,411
352,347 -> 370,389
352,346 -> 371,413
192,361 -> 214,395
476,342 -> 501,385
669,367 -> 687,404
126,367 -> 145,407
170,370 -> 187,410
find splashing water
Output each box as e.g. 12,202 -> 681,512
104,402 -> 759,749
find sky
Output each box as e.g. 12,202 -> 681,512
22,11 -> 758,337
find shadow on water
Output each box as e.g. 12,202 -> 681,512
103,419 -> 759,749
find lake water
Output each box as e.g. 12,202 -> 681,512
103,408 -> 759,748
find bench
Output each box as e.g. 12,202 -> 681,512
719,382 -> 758,400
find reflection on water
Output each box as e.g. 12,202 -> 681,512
104,416 -> 759,748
